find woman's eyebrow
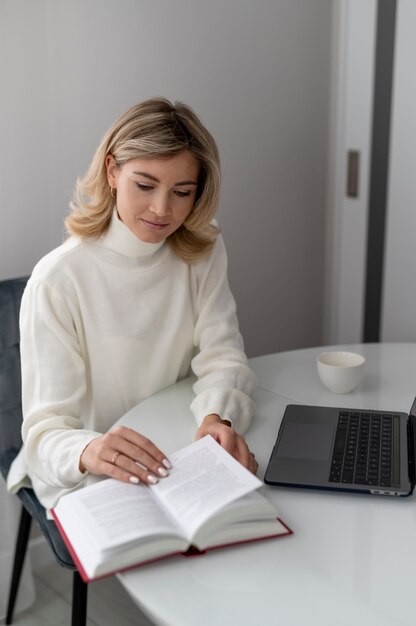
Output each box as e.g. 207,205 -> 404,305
132,171 -> 198,186
132,171 -> 159,182
174,180 -> 198,187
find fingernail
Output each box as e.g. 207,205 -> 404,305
162,458 -> 172,469
147,475 -> 159,484
157,466 -> 168,477
129,476 -> 140,484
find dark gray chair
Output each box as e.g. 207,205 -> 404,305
0,276 -> 88,625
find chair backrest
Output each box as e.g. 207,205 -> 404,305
0,277 -> 29,457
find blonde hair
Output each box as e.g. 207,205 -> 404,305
66,97 -> 221,262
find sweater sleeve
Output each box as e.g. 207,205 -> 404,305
190,235 -> 256,433
19,279 -> 100,489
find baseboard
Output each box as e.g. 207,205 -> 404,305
29,535 -> 54,571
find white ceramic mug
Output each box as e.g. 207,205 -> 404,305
317,351 -> 365,394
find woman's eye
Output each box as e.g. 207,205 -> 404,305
136,182 -> 153,191
174,190 -> 191,198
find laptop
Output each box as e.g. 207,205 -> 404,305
264,397 -> 416,496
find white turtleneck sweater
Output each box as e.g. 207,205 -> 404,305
7,211 -> 256,511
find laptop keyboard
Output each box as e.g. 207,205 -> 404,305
329,411 -> 401,487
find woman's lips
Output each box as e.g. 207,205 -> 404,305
141,219 -> 170,231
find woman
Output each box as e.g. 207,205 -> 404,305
7,97 -> 257,512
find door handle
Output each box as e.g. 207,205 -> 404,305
346,150 -> 360,198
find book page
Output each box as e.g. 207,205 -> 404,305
150,435 -> 262,538
56,478 -> 182,553
193,490 -> 287,549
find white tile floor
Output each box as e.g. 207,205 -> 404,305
5,561 -> 156,626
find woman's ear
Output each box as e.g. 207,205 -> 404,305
105,154 -> 118,187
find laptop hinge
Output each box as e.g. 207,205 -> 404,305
407,416 -> 416,487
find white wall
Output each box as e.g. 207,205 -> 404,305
0,0 -> 332,357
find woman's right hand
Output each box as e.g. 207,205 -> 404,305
79,426 -> 172,485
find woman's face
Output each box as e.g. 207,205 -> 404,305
105,150 -> 200,243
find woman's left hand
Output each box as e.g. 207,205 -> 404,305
195,414 -> 258,475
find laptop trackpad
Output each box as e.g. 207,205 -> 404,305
278,423 -> 333,461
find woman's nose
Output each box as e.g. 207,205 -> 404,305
149,193 -> 170,217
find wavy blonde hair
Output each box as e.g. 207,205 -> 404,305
66,98 -> 221,262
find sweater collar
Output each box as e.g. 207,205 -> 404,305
100,210 -> 165,258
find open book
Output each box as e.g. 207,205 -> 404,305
52,435 -> 292,582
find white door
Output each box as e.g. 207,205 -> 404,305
380,0 -> 416,341
326,0 -> 377,344
329,0 -> 415,345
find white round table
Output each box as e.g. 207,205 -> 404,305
116,343 -> 416,626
